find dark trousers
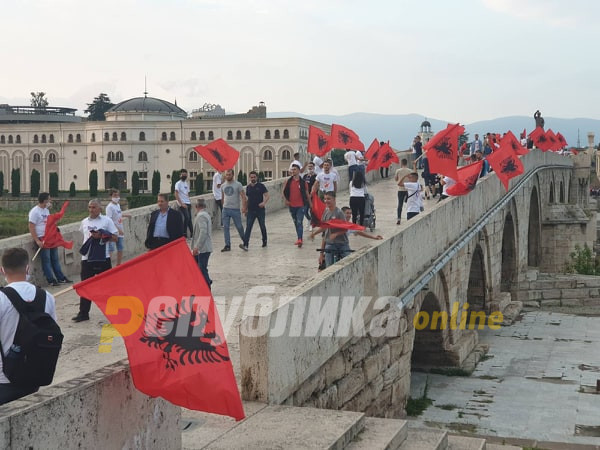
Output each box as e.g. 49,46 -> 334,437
397,191 -> 408,219
407,211 -> 419,220
195,252 -> 212,288
0,384 -> 38,405
244,209 -> 267,246
349,196 -> 366,225
215,199 -> 223,225
79,258 -> 112,315
380,167 -> 389,178
181,204 -> 193,237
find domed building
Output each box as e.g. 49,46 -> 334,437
105,96 -> 187,121
418,119 -> 434,144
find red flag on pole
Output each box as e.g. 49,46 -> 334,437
423,123 -> 464,179
556,132 -> 567,148
529,127 -> 551,151
194,139 -> 240,172
73,238 -> 244,421
365,138 -> 380,159
446,161 -> 483,196
378,142 -> 399,168
318,218 -> 366,231
545,129 -> 560,151
499,131 -> 528,156
487,144 -> 525,191
308,126 -> 331,157
43,201 -> 74,249
329,124 -> 365,151
311,190 -> 326,225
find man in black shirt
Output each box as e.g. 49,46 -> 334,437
240,171 -> 270,250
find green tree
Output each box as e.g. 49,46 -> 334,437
0,171 -> 4,196
84,93 -> 114,121
258,171 -> 265,182
330,149 -> 345,166
566,244 -> 600,275
195,173 -> 204,195
237,170 -> 243,183
109,170 -> 119,189
242,173 -> 247,186
49,172 -> 59,197
30,169 -> 41,198
132,171 -> 140,196
69,181 -> 76,197
89,169 -> 98,197
171,170 -> 180,194
30,92 -> 49,109
152,170 -> 161,195
11,168 -> 20,197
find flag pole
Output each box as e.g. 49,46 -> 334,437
31,242 -> 44,262
54,285 -> 75,297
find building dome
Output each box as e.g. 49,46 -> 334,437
105,96 -> 187,121
420,120 -> 431,128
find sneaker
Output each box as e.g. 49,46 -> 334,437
309,226 -> 313,232
396,220 -> 401,225
71,313 -> 89,323
221,246 -> 231,252
262,242 -> 267,248
295,239 -> 303,248
59,278 -> 72,284
239,244 -> 248,251
50,280 -> 60,287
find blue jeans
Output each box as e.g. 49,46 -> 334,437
348,164 -> 359,182
244,209 -> 267,246
325,242 -> 351,267
222,208 -> 244,247
40,247 -> 66,283
289,206 -> 305,239
195,252 -> 212,288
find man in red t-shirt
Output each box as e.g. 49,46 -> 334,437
283,164 -> 311,247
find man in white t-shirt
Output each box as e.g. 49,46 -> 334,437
72,199 -> 118,323
311,160 -> 339,197
175,168 -> 193,237
0,248 -> 57,404
344,148 -> 359,182
398,172 -> 423,220
212,171 -> 223,226
105,189 -> 131,266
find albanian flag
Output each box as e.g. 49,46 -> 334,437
487,143 -> 524,191
446,161 -> 483,196
311,190 -> 326,226
367,141 -> 397,172
365,138 -> 380,159
556,132 -> 567,148
74,238 -> 244,421
43,201 -> 73,249
424,123 -> 464,180
308,126 -> 331,157
319,218 -> 365,231
545,129 -> 560,151
529,127 -> 551,151
500,131 -> 528,156
194,139 -> 240,172
329,124 -> 365,151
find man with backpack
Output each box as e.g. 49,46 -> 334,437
0,248 -> 61,405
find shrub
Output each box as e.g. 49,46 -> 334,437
132,171 -> 140,196
49,172 -> 59,197
171,170 -> 180,194
30,169 -> 41,198
126,195 -> 156,209
89,169 -> 98,197
109,169 -> 119,189
69,182 -> 76,197
11,168 -> 20,197
195,173 -> 204,195
152,170 -> 161,195
565,244 -> 600,275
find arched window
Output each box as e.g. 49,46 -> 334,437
32,153 -> 41,163
208,131 -> 214,140
263,149 -> 273,161
169,131 -> 176,141
283,129 -> 289,139
91,133 -> 96,142
107,151 -> 115,162
281,149 -> 291,160
138,151 -> 148,162
8,136 -> 13,144
49,134 -> 54,143
191,131 -> 197,140
116,151 -> 124,161
16,135 -> 21,144
227,130 -> 233,140
274,130 -> 280,139
200,131 -> 206,140
0,136 -> 4,144
76,133 -> 81,143
68,134 -> 74,143
48,153 -> 57,163
139,131 -> 145,141
236,130 -> 242,140
112,132 -> 118,141
90,152 -> 97,162
265,130 -> 271,139
161,132 -> 167,141
33,135 -> 39,144
245,130 -> 251,140
41,135 -> 47,144
559,181 -> 565,203
189,151 -> 198,162
104,132 -> 109,141
549,182 -> 555,203
120,132 -> 126,141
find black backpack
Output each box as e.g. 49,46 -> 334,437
0,287 -> 63,387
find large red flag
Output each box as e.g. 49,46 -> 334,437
365,138 -> 380,159
487,144 -> 524,191
329,124 -> 365,151
529,127 -> 551,151
318,218 -> 365,231
308,125 -> 331,157
500,131 -> 528,156
311,190 -> 326,225
556,132 -> 567,148
545,129 -> 560,151
43,201 -> 73,249
194,139 -> 240,172
446,161 -> 483,196
74,238 -> 244,421
424,123 -> 463,179
379,142 -> 399,168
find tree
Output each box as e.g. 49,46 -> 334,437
84,93 -> 115,121
89,169 -> 98,197
237,170 -> 244,183
109,170 -> 119,190
195,173 -> 204,195
69,181 -> 76,197
152,170 -> 161,195
30,169 -> 41,198
49,172 -> 59,197
0,171 -> 3,196
132,171 -> 140,196
171,170 -> 180,194
30,92 -> 49,109
11,168 -> 20,197
242,173 -> 247,186
258,171 -> 265,182
330,149 -> 345,167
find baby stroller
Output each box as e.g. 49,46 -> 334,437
363,193 -> 376,231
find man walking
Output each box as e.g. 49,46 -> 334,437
311,160 -> 338,198
241,171 -> 269,250
191,198 -> 213,288
221,169 -> 246,252
212,171 -> 223,227
283,164 -> 311,247
175,168 -> 193,237
318,192 -> 351,268
145,193 -> 184,250
394,159 -> 412,225
28,193 -> 71,286
73,199 -> 118,322
105,189 -> 130,266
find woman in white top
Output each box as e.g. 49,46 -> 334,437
349,170 -> 367,225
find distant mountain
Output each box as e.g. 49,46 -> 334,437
270,112 -> 600,150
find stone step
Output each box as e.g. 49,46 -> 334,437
485,444 -> 521,450
346,417 -> 408,450
398,428 -> 448,450
446,434 -> 486,450
198,405 -> 365,450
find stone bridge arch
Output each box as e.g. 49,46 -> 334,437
500,202 -> 519,294
528,185 -> 541,267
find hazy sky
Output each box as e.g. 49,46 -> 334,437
1,0 -> 598,123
